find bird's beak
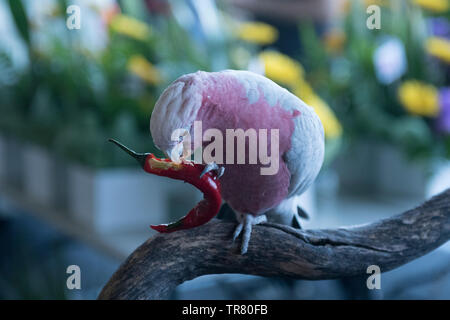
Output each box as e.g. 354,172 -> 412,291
164,140 -> 191,163
165,143 -> 182,163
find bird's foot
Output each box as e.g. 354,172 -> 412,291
232,213 -> 267,254
200,162 -> 225,180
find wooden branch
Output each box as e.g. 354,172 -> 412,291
98,189 -> 450,300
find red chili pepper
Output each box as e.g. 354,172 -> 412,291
108,139 -> 222,233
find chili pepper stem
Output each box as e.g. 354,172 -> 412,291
108,138 -> 148,168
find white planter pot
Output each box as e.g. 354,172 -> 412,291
22,143 -> 57,207
374,144 -> 428,199
335,142 -> 379,194
426,161 -> 450,198
336,142 -> 429,199
67,165 -> 202,234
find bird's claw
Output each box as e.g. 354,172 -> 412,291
200,162 -> 225,180
232,214 -> 267,254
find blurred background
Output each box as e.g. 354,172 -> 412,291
0,0 -> 449,299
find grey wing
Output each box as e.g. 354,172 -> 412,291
266,97 -> 325,227
285,102 -> 325,198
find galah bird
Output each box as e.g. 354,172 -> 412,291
150,70 -> 325,254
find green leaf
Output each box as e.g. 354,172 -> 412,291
6,0 -> 30,45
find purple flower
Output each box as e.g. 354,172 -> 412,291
436,88 -> 450,133
428,18 -> 450,39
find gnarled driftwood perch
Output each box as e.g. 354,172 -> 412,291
98,189 -> 450,299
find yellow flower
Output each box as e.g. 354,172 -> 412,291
293,82 -> 342,139
259,50 -> 342,138
110,14 -> 151,41
323,29 -> 346,54
259,51 -> 304,87
412,0 -> 449,12
127,55 -> 161,85
426,37 -> 450,64
306,95 -> 343,139
292,78 -> 315,99
398,80 -> 439,116
236,22 -> 279,45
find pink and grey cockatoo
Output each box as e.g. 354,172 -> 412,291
150,70 -> 324,254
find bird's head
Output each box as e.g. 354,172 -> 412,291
150,73 -> 204,162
